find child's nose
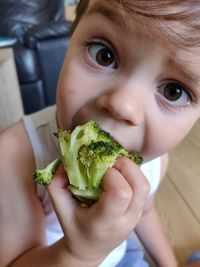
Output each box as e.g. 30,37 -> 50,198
96,88 -> 144,126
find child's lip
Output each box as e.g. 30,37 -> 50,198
101,126 -> 140,153
111,134 -> 122,145
100,126 -> 122,145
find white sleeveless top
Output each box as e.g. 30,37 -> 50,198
23,105 -> 161,267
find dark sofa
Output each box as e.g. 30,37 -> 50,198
0,0 -> 72,114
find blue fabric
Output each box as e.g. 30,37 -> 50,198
116,237 -> 149,267
187,251 -> 200,264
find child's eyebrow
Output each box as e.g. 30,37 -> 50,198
86,2 -> 126,29
172,58 -> 200,89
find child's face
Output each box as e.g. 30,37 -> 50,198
56,0 -> 200,162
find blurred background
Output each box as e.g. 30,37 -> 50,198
0,0 -> 77,121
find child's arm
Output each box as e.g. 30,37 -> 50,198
135,154 -> 178,267
135,201 -> 177,267
0,124 -> 149,267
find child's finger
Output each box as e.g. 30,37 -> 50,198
47,165 -> 78,227
114,157 -> 150,218
92,166 -> 133,219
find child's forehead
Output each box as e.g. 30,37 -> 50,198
87,0 -> 133,24
87,0 -> 200,46
87,0 -> 159,39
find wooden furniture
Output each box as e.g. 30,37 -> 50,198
0,48 -> 24,131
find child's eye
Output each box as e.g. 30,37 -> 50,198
88,42 -> 117,69
156,82 -> 192,106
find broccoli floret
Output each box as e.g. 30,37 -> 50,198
78,141 -> 126,190
33,158 -> 61,186
34,120 -> 143,205
56,120 -> 143,204
57,121 -> 101,191
127,151 -> 143,166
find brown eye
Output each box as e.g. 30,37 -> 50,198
157,82 -> 191,106
164,83 -> 183,101
88,43 -> 116,68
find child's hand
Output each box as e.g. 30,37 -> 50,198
48,157 -> 149,265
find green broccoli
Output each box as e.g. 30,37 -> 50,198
34,120 -> 143,205
33,158 -> 61,186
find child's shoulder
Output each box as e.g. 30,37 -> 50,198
0,120 -> 31,154
0,120 -> 35,178
0,121 -> 45,265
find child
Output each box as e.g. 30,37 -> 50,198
1,0 -> 200,266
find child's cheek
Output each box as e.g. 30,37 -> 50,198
56,59 -> 101,130
142,117 -> 196,161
